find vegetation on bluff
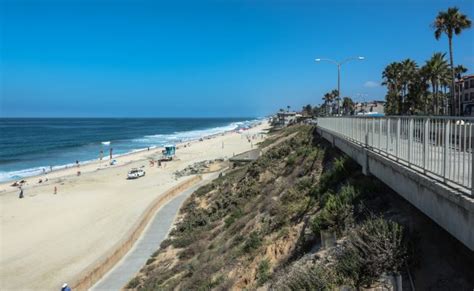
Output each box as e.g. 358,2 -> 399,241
127,125 -> 473,290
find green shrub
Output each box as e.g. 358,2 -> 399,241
224,208 -> 244,228
311,194 -> 353,236
296,176 -> 313,192
145,257 -> 156,265
311,184 -> 359,236
126,277 -> 141,289
194,182 -> 215,197
286,153 -> 297,166
242,231 -> 262,254
271,263 -> 333,290
257,258 -> 271,285
335,217 -> 409,288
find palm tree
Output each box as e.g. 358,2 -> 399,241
331,89 -> 340,115
406,67 -> 430,114
433,7 -> 472,115
323,92 -> 335,115
382,62 -> 403,114
342,97 -> 355,115
302,104 -> 312,116
454,65 -> 468,114
400,59 -> 418,114
422,53 -> 450,115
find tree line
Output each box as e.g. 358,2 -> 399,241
383,7 -> 471,116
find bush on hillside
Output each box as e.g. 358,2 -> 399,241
335,217 -> 409,288
311,185 -> 358,236
271,263 -> 335,290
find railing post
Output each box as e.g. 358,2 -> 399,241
386,118 -> 390,153
372,118 -> 375,147
471,147 -> 474,196
396,118 -> 400,161
443,120 -> 450,182
365,118 -> 368,146
423,118 -> 429,173
408,118 -> 413,166
378,118 -> 382,150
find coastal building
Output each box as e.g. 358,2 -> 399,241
454,75 -> 474,116
354,100 -> 385,116
271,111 -> 298,127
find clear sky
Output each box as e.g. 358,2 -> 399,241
1,0 -> 473,117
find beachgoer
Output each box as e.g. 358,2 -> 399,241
42,168 -> 46,174
38,179 -> 42,184
50,165 -> 53,172
147,147 -> 150,151
110,148 -> 113,160
76,160 -> 79,168
19,187 -> 24,199
77,171 -> 81,176
61,283 -> 71,291
158,160 -> 162,167
99,150 -> 103,160
54,186 -> 57,195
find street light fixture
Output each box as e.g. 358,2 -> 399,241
315,56 -> 365,115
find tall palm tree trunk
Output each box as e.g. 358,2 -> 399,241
448,36 -> 456,116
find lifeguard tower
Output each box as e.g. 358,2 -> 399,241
161,144 -> 176,161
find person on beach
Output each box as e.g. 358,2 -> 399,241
61,283 -> 71,291
99,150 -> 103,160
50,165 -> 53,172
76,160 -> 79,168
18,187 -> 24,199
42,168 -> 46,174
109,148 -> 113,160
54,186 -> 57,195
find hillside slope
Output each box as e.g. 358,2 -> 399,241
127,125 -> 474,290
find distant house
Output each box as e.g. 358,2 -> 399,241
354,100 -> 385,116
271,111 -> 298,127
454,75 -> 474,116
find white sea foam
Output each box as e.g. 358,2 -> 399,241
101,141 -> 111,146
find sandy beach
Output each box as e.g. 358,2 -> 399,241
0,121 -> 269,290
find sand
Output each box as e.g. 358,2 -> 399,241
0,121 -> 269,290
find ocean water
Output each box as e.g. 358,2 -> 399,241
0,118 -> 259,182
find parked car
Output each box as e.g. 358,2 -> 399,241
127,168 -> 145,179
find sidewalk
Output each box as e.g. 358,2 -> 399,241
91,174 -> 218,290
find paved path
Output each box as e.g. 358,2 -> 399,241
91,173 -> 218,290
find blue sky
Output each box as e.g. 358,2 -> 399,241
1,0 -> 473,117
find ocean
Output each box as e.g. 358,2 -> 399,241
0,118 -> 259,182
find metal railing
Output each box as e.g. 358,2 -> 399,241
317,116 -> 474,195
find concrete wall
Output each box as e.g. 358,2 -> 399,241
317,127 -> 474,251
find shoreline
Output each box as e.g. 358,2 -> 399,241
0,120 -> 265,194
0,118 -> 263,186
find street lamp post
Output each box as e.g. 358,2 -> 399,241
315,56 -> 365,115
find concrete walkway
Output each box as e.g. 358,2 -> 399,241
91,173 -> 218,290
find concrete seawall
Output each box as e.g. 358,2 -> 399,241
71,175 -> 202,290
317,127 -> 474,251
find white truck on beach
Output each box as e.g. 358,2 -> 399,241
127,168 -> 145,179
